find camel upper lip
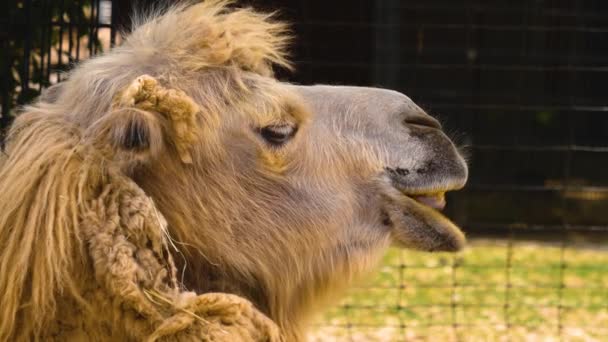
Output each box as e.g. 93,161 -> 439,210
384,168 -> 466,211
387,178 -> 464,203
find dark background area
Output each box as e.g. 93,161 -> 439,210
1,0 -> 608,240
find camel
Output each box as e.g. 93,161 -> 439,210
0,1 -> 468,341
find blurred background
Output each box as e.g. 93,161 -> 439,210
1,0 -> 607,340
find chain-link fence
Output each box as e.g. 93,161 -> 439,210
2,0 -> 607,340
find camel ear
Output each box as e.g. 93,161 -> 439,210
88,75 -> 201,166
86,106 -> 165,167
115,110 -> 156,151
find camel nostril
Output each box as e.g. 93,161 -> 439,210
403,115 -> 442,130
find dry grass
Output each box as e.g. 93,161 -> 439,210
311,239 -> 608,341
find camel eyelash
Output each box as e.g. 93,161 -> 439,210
258,123 -> 297,146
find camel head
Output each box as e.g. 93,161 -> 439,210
31,1 -> 468,339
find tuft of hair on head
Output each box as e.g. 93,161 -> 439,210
38,83 -> 64,103
125,0 -> 293,77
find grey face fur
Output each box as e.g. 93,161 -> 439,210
292,85 -> 468,251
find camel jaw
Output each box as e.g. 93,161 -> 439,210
378,175 -> 466,252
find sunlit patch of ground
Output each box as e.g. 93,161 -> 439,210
310,240 -> 608,341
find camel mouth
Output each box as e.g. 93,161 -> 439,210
379,175 -> 466,252
409,192 -> 446,210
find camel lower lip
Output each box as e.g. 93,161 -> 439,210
380,188 -> 466,252
411,192 -> 446,210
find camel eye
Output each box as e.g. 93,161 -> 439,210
259,124 -> 296,146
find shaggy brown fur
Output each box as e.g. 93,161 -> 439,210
0,1 -> 468,341
0,75 -> 282,341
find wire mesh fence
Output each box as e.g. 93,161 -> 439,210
2,0 -> 607,340
310,241 -> 608,341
